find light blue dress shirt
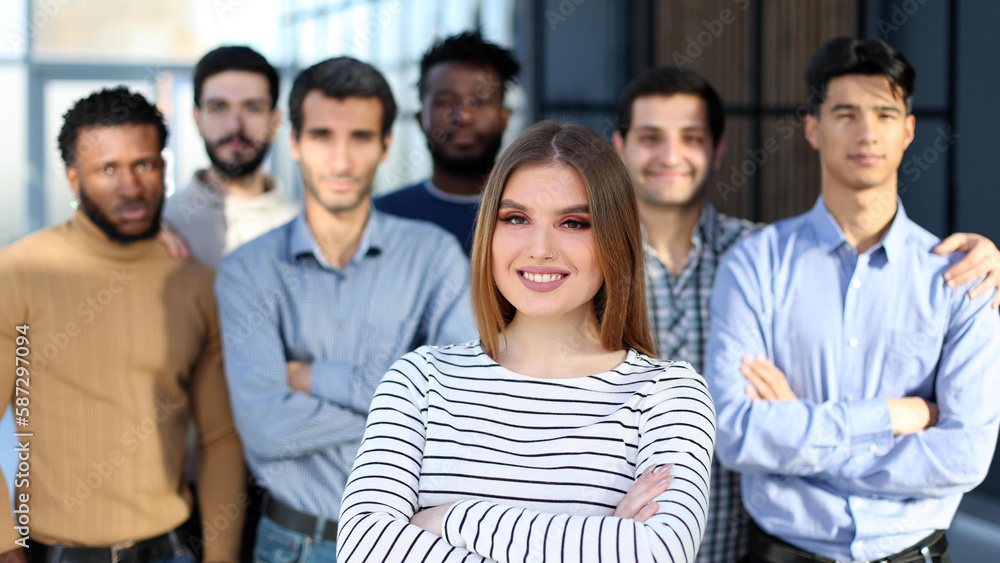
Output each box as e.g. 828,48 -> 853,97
215,209 -> 477,519
705,197 -> 1000,561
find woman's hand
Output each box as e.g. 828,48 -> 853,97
410,503 -> 454,537
614,464 -> 674,522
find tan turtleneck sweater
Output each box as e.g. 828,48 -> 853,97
0,210 -> 245,561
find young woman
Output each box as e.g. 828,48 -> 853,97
338,121 -> 715,562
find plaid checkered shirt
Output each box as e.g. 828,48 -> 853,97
644,201 -> 760,563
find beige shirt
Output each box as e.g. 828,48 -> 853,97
0,211 -> 245,560
164,171 -> 300,267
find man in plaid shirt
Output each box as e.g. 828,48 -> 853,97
612,65 -> 1000,563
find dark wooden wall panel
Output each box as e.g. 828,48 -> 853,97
711,116 -> 756,222
653,0 -> 756,105
758,0 -> 857,222
647,0 -> 859,223
650,0 -> 755,220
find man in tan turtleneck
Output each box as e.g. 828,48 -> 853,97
0,87 -> 244,563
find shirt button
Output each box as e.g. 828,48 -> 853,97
846,395 -> 855,402
338,322 -> 347,330
852,278 -> 862,289
869,444 -> 878,453
848,337 -> 859,347
854,498 -> 864,508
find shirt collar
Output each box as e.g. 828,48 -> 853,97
68,209 -> 163,262
698,199 -> 719,246
424,179 -> 483,204
806,198 -> 848,254
187,170 -> 284,207
641,199 -> 714,257
288,208 -> 384,269
878,198 -> 909,262
807,196 -> 910,260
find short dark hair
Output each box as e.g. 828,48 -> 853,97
417,31 -> 520,100
58,87 -> 168,167
615,66 -> 725,148
288,57 -> 397,139
193,46 -> 280,109
806,36 -> 916,115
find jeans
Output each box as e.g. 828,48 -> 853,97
27,544 -> 195,563
152,550 -> 197,563
253,516 -> 337,563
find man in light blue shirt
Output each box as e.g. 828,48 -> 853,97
705,37 -> 1000,563
613,65 -> 1000,563
215,57 -> 476,562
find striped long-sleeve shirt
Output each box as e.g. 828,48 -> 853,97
338,342 -> 716,563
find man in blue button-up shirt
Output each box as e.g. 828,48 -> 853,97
215,57 -> 476,562
613,65 -> 1000,563
706,37 -> 1000,563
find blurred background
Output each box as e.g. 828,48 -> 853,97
2,0 -> 999,557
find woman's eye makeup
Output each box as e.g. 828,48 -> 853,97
561,217 -> 591,229
498,213 -> 529,225
497,213 -> 592,229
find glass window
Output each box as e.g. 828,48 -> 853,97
13,0 -> 517,234
1,1 -> 28,59
281,0 -> 520,195
0,65 -> 27,244
31,0 -> 279,64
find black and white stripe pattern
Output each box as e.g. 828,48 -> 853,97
644,201 -> 759,563
339,342 -> 715,562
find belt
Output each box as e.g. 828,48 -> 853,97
263,493 -> 338,541
749,520 -> 948,563
27,518 -> 195,563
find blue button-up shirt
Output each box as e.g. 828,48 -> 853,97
705,197 -> 1000,561
215,209 -> 477,519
